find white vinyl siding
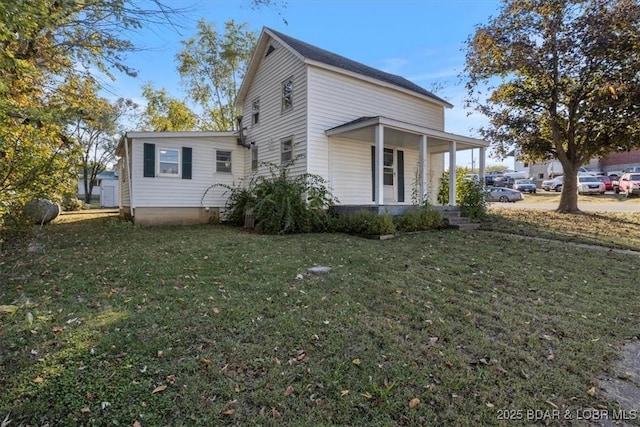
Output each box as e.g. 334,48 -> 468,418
306,66 -> 446,179
131,136 -> 244,209
241,37 -> 307,177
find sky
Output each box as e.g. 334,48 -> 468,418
105,0 -> 509,168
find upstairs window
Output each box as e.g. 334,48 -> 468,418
282,77 -> 293,112
216,150 -> 232,173
251,145 -> 258,171
252,98 -> 260,126
159,148 -> 179,176
281,139 -> 292,163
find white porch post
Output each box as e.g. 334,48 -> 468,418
375,124 -> 384,205
479,147 -> 486,185
419,135 -> 427,204
448,141 -> 457,206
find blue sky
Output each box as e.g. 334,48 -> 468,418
107,0 -> 508,167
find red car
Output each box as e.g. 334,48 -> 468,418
596,175 -> 612,191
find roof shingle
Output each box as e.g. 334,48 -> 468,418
267,28 -> 451,107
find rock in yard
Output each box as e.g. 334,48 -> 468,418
307,266 -> 331,275
24,199 -> 60,225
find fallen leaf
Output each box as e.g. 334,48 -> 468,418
80,407 -> 91,413
86,391 -> 94,399
222,409 -> 235,416
429,337 -> 439,346
284,384 -> 294,396
340,389 -> 349,397
151,385 -> 167,394
587,387 -> 596,396
199,357 -> 212,364
212,307 -> 220,314
352,358 -> 361,366
409,398 -> 420,408
52,326 -> 64,333
0,305 -> 19,315
166,374 -> 176,385
33,376 -> 44,384
133,421 -> 142,427
271,408 -> 281,418
547,353 -> 555,361
486,402 -> 495,408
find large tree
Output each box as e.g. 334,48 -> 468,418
139,84 -> 198,131
464,0 -> 640,213
176,20 -> 257,131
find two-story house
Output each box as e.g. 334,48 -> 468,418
117,27 -> 488,225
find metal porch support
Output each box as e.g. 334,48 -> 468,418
479,147 -> 486,184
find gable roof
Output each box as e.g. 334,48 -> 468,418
236,27 -> 453,108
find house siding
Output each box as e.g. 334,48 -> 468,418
241,37 -> 308,178
118,145 -> 131,208
307,66 -> 446,180
130,136 -> 244,209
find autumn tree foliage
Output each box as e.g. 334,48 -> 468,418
464,0 -> 640,213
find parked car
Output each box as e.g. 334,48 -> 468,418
577,176 -> 605,195
542,176 -> 563,192
616,173 -> 640,197
513,179 -> 537,193
486,187 -> 524,203
484,171 -> 504,186
595,175 -> 613,191
493,176 -> 516,188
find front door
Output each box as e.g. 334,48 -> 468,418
383,148 -> 395,203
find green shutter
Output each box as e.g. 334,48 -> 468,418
182,147 -> 192,180
371,146 -> 376,202
397,150 -> 404,202
143,143 -> 155,177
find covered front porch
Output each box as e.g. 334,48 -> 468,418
325,116 -> 489,206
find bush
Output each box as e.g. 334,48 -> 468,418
329,210 -> 396,236
206,163 -> 336,234
395,207 -> 445,232
458,180 -> 487,220
61,196 -> 84,212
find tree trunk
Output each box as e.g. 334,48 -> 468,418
556,166 -> 580,213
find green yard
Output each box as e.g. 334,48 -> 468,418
1,211 -> 639,426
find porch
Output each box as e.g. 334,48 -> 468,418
325,116 -> 489,206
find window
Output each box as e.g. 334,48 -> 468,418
282,77 -> 293,112
281,139 -> 293,163
216,150 -> 232,173
251,144 -> 258,171
159,148 -> 179,175
251,98 -> 260,126
383,148 -> 394,185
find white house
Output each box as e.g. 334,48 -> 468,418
117,27 -> 488,225
77,170 -> 119,208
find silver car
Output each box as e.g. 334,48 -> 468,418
486,187 -> 524,203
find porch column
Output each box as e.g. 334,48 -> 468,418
375,124 -> 384,205
448,141 -> 457,206
419,135 -> 428,203
478,147 -> 486,185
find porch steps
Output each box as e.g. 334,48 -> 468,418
441,209 -> 481,231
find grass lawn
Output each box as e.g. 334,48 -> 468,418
1,212 -> 639,426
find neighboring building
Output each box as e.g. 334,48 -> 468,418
600,150 -> 640,174
77,170 -> 119,207
118,27 -> 488,225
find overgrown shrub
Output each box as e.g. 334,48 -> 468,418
204,162 -> 336,234
458,180 -> 487,220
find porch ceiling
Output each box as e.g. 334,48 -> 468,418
325,116 -> 488,153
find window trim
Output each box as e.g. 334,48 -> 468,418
281,77 -> 293,112
280,138 -> 293,163
216,149 -> 232,174
158,147 -> 180,177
